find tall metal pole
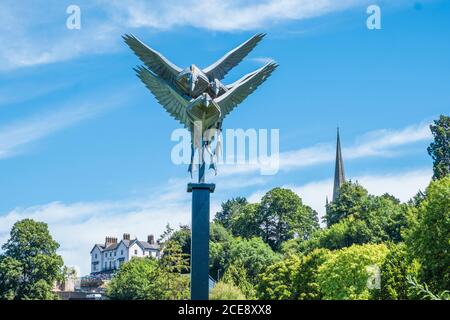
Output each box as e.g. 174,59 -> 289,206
187,182 -> 215,300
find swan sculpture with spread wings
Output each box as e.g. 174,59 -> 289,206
124,33 -> 266,98
125,34 -> 277,182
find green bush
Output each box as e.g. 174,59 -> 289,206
294,248 -> 331,300
407,176 -> 450,292
210,282 -> 245,300
317,243 -> 389,300
257,254 -> 300,300
372,243 -> 419,300
106,257 -> 189,300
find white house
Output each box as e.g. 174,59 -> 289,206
90,233 -> 160,274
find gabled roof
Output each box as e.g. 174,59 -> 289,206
90,238 -> 161,253
138,241 -> 160,250
90,244 -> 105,254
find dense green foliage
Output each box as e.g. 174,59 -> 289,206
214,197 -> 248,230
0,219 -> 64,300
227,237 -> 280,281
293,248 -> 331,300
222,263 -> 256,299
214,188 -> 319,251
257,248 -> 331,300
107,257 -> 168,299
107,256 -> 190,300
257,254 -> 300,299
258,188 -> 319,250
407,176 -> 450,292
373,243 -> 419,300
427,115 -> 450,179
317,243 -> 389,300
210,282 -> 245,300
325,181 -> 368,226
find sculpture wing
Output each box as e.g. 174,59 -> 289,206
215,62 -> 278,120
203,33 -> 265,81
135,66 -> 190,128
124,34 -> 182,84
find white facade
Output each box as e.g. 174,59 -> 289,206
90,235 -> 160,274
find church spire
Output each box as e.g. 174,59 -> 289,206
332,127 -> 345,202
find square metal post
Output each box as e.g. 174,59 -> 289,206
187,182 -> 215,300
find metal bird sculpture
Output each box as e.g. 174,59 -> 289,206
123,33 -> 266,98
125,34 -> 277,182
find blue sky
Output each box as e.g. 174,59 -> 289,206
0,0 -> 449,275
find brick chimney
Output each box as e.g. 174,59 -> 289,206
148,234 -> 155,245
105,236 -> 118,246
123,233 -> 130,240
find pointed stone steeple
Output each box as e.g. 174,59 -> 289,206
332,128 -> 345,202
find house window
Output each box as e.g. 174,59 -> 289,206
134,249 -> 138,255
114,252 -> 116,257
105,253 -> 107,258
121,250 -> 123,255
95,254 -> 97,259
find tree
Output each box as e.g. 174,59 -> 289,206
407,176 -> 450,292
210,222 -> 233,243
0,219 -> 63,300
361,195 -> 409,243
220,237 -> 279,284
106,257 -> 190,300
159,240 -> 190,299
318,216 -> 372,250
257,254 -> 300,300
319,193 -> 409,250
317,243 -> 389,300
427,115 -> 450,179
107,258 -> 167,300
325,181 -> 368,226
166,225 -> 191,266
222,263 -> 256,299
294,248 -> 331,300
214,197 -> 248,230
210,282 -> 245,300
258,188 -> 319,250
158,223 -> 174,243
372,243 -> 419,300
229,203 -> 261,238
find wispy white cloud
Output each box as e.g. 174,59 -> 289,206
0,87 -> 132,159
107,0 -> 370,31
0,186 -> 192,275
219,121 -> 432,177
0,173 -> 262,275
0,0 -> 374,70
249,168 -> 433,223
